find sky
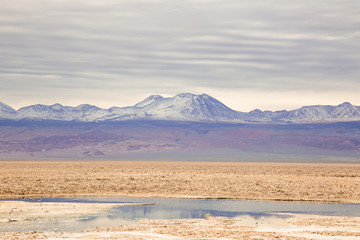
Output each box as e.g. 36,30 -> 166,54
1,0 -> 359,111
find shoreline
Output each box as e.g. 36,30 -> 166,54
1,193 -> 359,204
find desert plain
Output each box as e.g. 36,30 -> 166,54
1,160 -> 360,239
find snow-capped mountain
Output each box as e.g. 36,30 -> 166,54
0,101 -> 17,119
84,93 -> 245,122
15,103 -> 108,122
15,104 -> 73,121
275,102 -> 360,123
0,101 -> 16,113
137,93 -> 244,121
242,102 -> 360,123
1,94 -> 360,123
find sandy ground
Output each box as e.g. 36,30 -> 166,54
0,161 -> 360,202
0,201 -> 359,240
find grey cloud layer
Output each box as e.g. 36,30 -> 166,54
1,0 -> 359,108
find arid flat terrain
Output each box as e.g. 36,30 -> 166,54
1,160 -> 360,239
0,160 -> 359,202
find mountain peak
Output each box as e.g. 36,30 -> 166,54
174,93 -> 211,99
51,103 -> 64,110
146,94 -> 163,99
133,95 -> 164,108
174,93 -> 196,99
339,102 -> 353,107
0,101 -> 16,114
249,109 -> 263,115
74,104 -> 100,111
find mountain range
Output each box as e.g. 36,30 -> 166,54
1,93 -> 360,159
1,93 -> 360,123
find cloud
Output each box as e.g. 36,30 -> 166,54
0,0 -> 359,109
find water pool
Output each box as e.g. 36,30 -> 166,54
1,197 -> 359,232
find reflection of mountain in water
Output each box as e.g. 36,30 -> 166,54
109,205 -> 286,220
2,197 -> 360,233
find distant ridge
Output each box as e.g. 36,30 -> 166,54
1,94 -> 360,123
